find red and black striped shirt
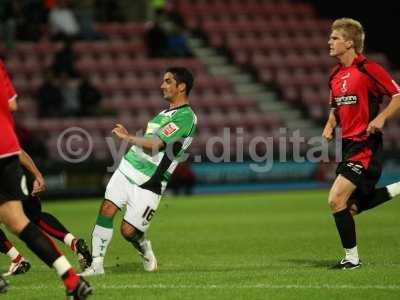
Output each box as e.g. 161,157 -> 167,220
329,54 -> 400,141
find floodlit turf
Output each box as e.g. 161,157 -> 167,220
1,190 -> 400,299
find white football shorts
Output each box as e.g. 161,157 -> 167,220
105,170 -> 161,232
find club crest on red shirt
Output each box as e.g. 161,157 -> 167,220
341,79 -> 348,93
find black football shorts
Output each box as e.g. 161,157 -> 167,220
0,155 -> 29,202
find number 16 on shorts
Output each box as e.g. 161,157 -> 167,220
142,206 -> 156,224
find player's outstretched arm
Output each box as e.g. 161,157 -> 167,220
112,124 -> 165,152
322,109 -> 337,142
19,149 -> 45,195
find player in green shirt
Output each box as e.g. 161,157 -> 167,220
81,67 -> 197,276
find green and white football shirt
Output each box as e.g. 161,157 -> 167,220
118,104 -> 197,194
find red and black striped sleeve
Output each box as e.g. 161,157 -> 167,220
363,62 -> 400,98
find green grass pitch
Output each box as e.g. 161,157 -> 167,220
1,190 -> 400,299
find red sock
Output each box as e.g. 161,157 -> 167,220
12,254 -> 23,263
70,239 -> 77,253
62,269 -> 80,291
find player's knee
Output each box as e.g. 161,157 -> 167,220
120,222 -> 139,240
5,216 -> 30,235
328,198 -> 344,211
0,203 -> 30,234
328,192 -> 347,212
99,199 -> 118,217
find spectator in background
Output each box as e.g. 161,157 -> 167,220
52,38 -> 78,78
48,0 -> 80,41
73,0 -> 104,40
163,2 -> 192,57
145,9 -> 169,58
79,76 -> 102,116
37,71 -> 101,118
36,70 -> 66,118
51,38 -> 102,117
166,24 -> 193,58
164,1 -> 186,29
59,72 -> 80,117
145,8 -> 192,58
51,37 -> 81,117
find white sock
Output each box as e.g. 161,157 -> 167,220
6,247 -> 20,261
91,225 -> 113,259
92,256 -> 104,268
344,246 -> 359,264
63,233 -> 76,249
52,256 -> 72,276
386,182 -> 400,198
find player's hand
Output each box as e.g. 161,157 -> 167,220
112,124 -> 130,140
322,125 -> 334,142
32,174 -> 46,195
367,116 -> 385,135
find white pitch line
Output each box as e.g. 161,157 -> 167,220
10,284 -> 400,290
99,284 -> 400,290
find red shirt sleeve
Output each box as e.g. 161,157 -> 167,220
364,62 -> 400,97
0,60 -> 17,103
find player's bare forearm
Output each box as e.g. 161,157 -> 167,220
325,109 -> 337,129
322,109 -> 337,141
125,135 -> 165,151
19,149 -> 42,178
112,124 -> 164,151
20,150 -> 46,195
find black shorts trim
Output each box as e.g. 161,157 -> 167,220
336,161 -> 365,187
336,134 -> 383,194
